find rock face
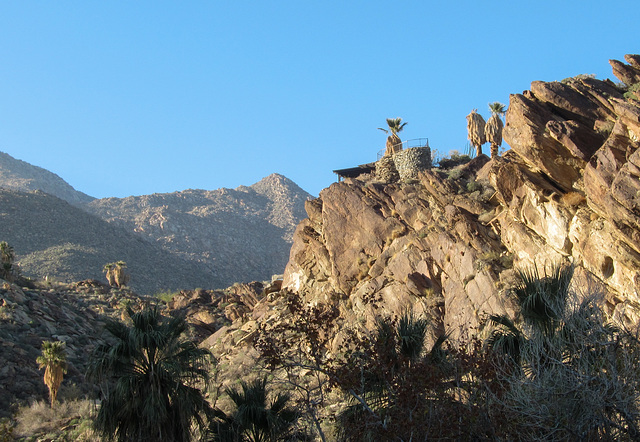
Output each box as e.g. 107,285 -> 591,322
85,174 -> 311,287
0,151 -> 94,206
282,54 -> 640,339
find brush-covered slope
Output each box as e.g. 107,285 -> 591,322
85,174 -> 311,287
0,189 -> 220,293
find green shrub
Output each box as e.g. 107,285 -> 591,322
560,73 -> 596,84
155,290 -> 179,303
624,82 -> 640,101
440,153 -> 472,170
466,179 -> 482,193
475,251 -> 513,272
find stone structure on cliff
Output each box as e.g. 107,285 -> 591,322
283,54 -> 640,343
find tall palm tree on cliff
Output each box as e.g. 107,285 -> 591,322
378,117 -> 408,156
37,340 -> 68,407
466,109 -> 486,156
485,102 -> 506,158
87,306 -> 214,442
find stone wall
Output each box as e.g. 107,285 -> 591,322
393,146 -> 432,180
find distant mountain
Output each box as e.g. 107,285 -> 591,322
0,151 -> 94,206
85,174 -> 312,287
0,189 -> 221,293
0,151 -> 312,290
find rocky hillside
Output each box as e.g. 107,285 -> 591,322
277,54 -> 640,342
0,189 -> 220,293
0,151 -> 94,206
85,174 -> 311,287
0,277 -> 269,419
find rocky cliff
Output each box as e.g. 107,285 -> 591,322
280,54 -> 640,341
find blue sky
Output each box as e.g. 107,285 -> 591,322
0,1 -> 637,198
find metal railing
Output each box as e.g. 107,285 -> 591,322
377,138 -> 429,160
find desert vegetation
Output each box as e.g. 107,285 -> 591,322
485,102 -> 506,158
0,241 -> 16,282
36,340 -> 68,408
102,261 -> 130,288
3,253 -> 640,441
378,117 -> 408,156
86,306 -> 214,441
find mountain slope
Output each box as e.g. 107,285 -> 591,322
0,151 -> 94,206
0,189 -> 220,293
85,173 -> 311,286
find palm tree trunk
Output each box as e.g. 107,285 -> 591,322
490,143 -> 499,158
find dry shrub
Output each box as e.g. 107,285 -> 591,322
561,191 -> 586,207
487,290 -> 640,440
14,399 -> 97,440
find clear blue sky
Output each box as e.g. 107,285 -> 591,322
0,1 -> 637,198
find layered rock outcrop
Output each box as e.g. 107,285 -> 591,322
282,54 -> 640,339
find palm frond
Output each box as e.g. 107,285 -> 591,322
488,101 -> 507,115
87,305 -> 214,441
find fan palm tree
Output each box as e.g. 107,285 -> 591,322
466,110 -> 486,156
211,377 -> 299,442
36,340 -> 68,407
485,102 -> 506,158
0,241 -> 15,282
487,263 -> 574,368
87,306 -> 214,442
103,261 -> 129,288
103,263 -> 116,287
378,117 -> 408,156
114,261 -> 129,288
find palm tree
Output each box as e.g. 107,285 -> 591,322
211,377 -> 299,442
487,263 -> 574,368
466,110 -> 486,156
378,117 -> 408,156
0,241 -> 15,282
485,102 -> 506,158
336,313 -> 448,440
103,263 -> 116,287
103,261 -> 130,288
396,311 -> 429,361
114,261 -> 129,288
87,306 -> 214,442
36,340 -> 68,407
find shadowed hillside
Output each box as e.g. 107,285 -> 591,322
0,189 -> 220,293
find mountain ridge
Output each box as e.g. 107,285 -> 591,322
0,152 -> 311,291
0,151 -> 94,206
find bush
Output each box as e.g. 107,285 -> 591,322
624,83 -> 640,101
439,153 -> 472,170
14,399 -> 97,440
